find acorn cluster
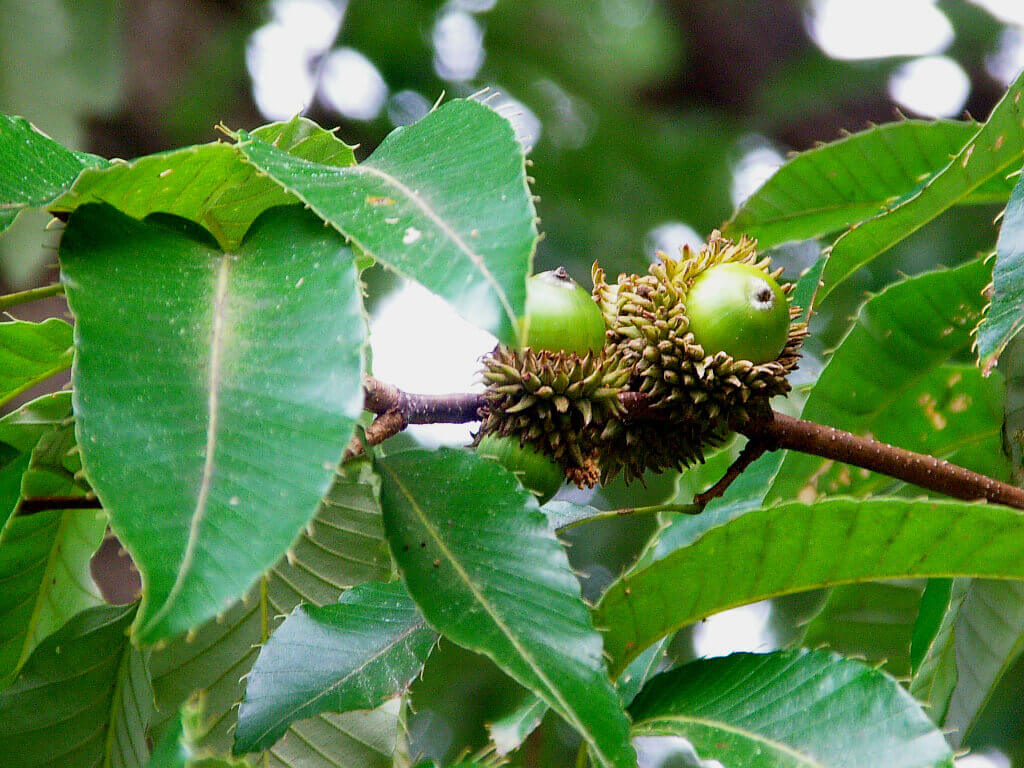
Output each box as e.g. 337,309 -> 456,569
474,232 -> 808,499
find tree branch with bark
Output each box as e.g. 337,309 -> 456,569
356,375 -> 1024,511
21,375 -> 1024,515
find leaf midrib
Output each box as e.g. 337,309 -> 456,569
636,715 -> 826,768
141,254 -> 232,636
248,613 -> 428,746
383,466 -> 617,768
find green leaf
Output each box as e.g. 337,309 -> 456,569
911,579 -> 967,729
488,690 -> 550,756
0,318 -> 74,406
770,260 -> 996,503
999,330 -> 1024,483
0,394 -> 106,690
0,113 -> 107,233
51,115 -> 354,249
976,170 -> 1024,372
0,390 -> 78,455
235,579 -> 436,754
630,649 -> 953,768
911,579 -> 1024,745
910,578 -> 954,673
60,204 -> 367,643
818,68 -> 1024,303
597,496 -> 1024,676
801,581 -> 925,676
484,631 -> 668,756
726,119 -> 1010,249
0,605 -> 153,768
149,698 -> 254,768
151,456 -> 400,768
236,99 -> 537,346
379,448 -> 635,768
265,457 -> 393,611
615,637 -> 668,707
249,117 -> 357,168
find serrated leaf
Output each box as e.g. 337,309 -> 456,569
488,690 -> 549,757
0,390 -> 77,454
801,580 -> 925,676
911,579 -> 1024,745
250,117 -> 357,168
630,649 -> 953,768
151,457 -> 399,768
615,637 -> 667,707
149,698 -> 253,768
770,260 -> 997,503
235,579 -> 436,754
0,318 -> 74,405
0,507 -> 107,684
50,115 -> 354,249
484,630 -> 667,756
378,448 -> 635,768
0,394 -> 105,690
60,204 -> 366,643
0,113 -> 107,233
597,497 -> 1024,677
976,170 -> 1024,372
236,99 -> 536,346
0,605 -> 153,768
726,119 -> 1011,249
818,68 -> 1024,303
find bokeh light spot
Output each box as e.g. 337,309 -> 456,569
318,47 -> 388,121
889,56 -> 970,118
433,10 -> 485,82
807,0 -> 953,60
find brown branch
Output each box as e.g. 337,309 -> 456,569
694,440 -> 769,510
363,376 -> 486,425
345,377 -> 488,458
363,378 -> 1024,512
741,412 -> 1024,510
21,378 -> 1024,517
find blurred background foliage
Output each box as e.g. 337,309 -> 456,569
4,1 -> 1024,766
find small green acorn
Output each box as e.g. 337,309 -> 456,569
476,267 -> 625,490
685,262 -> 790,364
592,231 -> 807,482
520,267 -> 607,355
476,432 -> 564,504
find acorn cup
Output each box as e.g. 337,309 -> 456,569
477,345 -> 631,488
476,231 -> 808,489
474,268 -> 629,490
593,230 -> 808,482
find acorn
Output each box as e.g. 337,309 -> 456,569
685,262 -> 790,364
476,432 -> 564,504
475,269 -> 628,488
520,267 -> 608,356
593,231 -> 807,482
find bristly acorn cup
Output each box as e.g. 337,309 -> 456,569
478,232 -> 809,487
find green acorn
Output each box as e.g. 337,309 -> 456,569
476,432 -> 565,504
476,269 -> 629,488
593,230 -> 807,482
686,262 -> 791,364
520,267 -> 608,355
